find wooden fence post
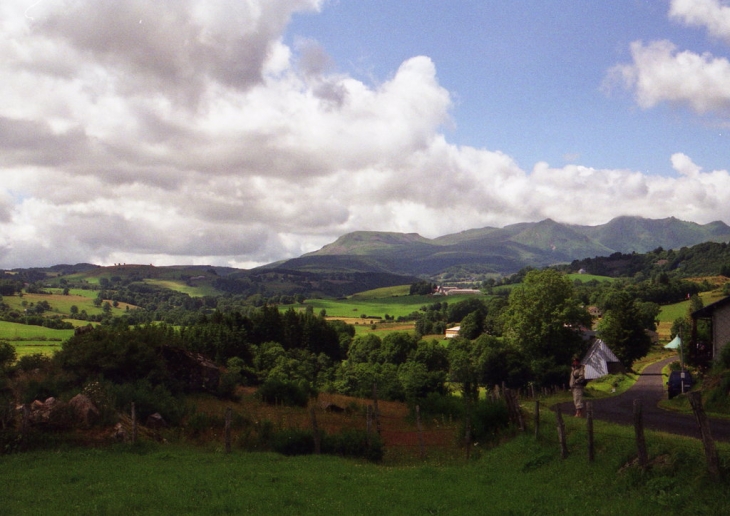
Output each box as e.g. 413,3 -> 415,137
372,383 -> 381,436
586,401 -> 594,463
505,389 -> 525,432
366,404 -> 372,444
224,407 -> 232,454
131,402 -> 137,445
556,405 -> 568,459
633,400 -> 648,470
464,398 -> 472,461
310,406 -> 321,455
20,403 -> 30,449
688,391 -> 720,477
534,400 -> 540,440
416,405 -> 425,460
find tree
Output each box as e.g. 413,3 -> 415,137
458,310 -> 484,339
596,291 -> 652,369
500,269 -> 591,384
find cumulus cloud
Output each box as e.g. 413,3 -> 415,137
606,40 -> 730,112
669,0 -> 730,44
608,0 -> 730,114
1,0 -> 730,269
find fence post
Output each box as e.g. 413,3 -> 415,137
416,405 -> 425,460
20,403 -> 30,449
464,397 -> 472,461
224,407 -> 232,454
688,391 -> 720,477
534,400 -> 540,440
131,402 -> 137,445
310,406 -> 321,455
366,404 -> 372,445
586,401 -> 594,463
372,383 -> 381,435
556,405 -> 568,459
505,389 -> 525,431
633,400 -> 648,470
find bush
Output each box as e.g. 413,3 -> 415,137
108,380 -> 188,425
414,392 -> 464,421
470,398 -> 510,442
270,428 -> 384,462
255,378 -> 310,407
323,429 -> 383,462
15,354 -> 51,373
271,428 -> 315,456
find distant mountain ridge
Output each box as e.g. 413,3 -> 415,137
264,216 -> 730,278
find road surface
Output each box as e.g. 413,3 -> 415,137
558,355 -> 730,442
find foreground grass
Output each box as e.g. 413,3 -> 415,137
2,414 -> 729,515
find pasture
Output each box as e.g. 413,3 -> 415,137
294,293 -> 483,320
0,321 -> 74,357
144,279 -> 220,297
1,407 -> 728,515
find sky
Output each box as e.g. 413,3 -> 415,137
2,0 -> 730,270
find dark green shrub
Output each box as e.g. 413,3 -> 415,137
216,371 -> 241,400
323,429 -> 383,462
15,353 -> 51,373
185,412 -> 225,438
271,428 -> 315,456
108,380 -> 187,425
413,392 -> 464,421
470,398 -> 510,443
255,378 -> 310,407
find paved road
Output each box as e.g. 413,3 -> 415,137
558,355 -> 730,442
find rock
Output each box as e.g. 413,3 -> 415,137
146,412 -> 167,429
68,394 -> 99,427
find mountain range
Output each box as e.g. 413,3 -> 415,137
262,216 -> 730,279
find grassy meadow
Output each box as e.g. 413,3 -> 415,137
0,321 -> 74,357
1,406 -> 728,515
296,293 -> 481,320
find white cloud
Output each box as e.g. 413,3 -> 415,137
670,0 -> 730,44
606,40 -> 730,113
1,0 -> 730,269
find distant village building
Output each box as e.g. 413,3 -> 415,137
434,286 -> 482,296
445,326 -> 461,339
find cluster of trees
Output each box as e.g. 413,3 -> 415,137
565,242 -> 730,279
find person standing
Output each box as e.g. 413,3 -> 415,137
569,356 -> 586,417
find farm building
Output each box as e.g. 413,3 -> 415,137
445,326 -> 461,339
581,339 -> 624,380
691,295 -> 730,367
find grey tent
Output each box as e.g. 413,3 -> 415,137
581,339 -> 624,380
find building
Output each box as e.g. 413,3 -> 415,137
581,339 -> 624,380
691,295 -> 730,367
445,326 -> 461,339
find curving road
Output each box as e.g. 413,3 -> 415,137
558,355 -> 730,442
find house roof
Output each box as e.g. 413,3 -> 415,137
581,339 -> 621,380
692,295 -> 730,319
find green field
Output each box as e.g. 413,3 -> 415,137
566,273 -> 615,283
144,279 -> 220,297
1,413 -> 727,515
293,293 -> 483,320
0,321 -> 74,357
657,290 -> 724,324
2,292 -> 107,318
